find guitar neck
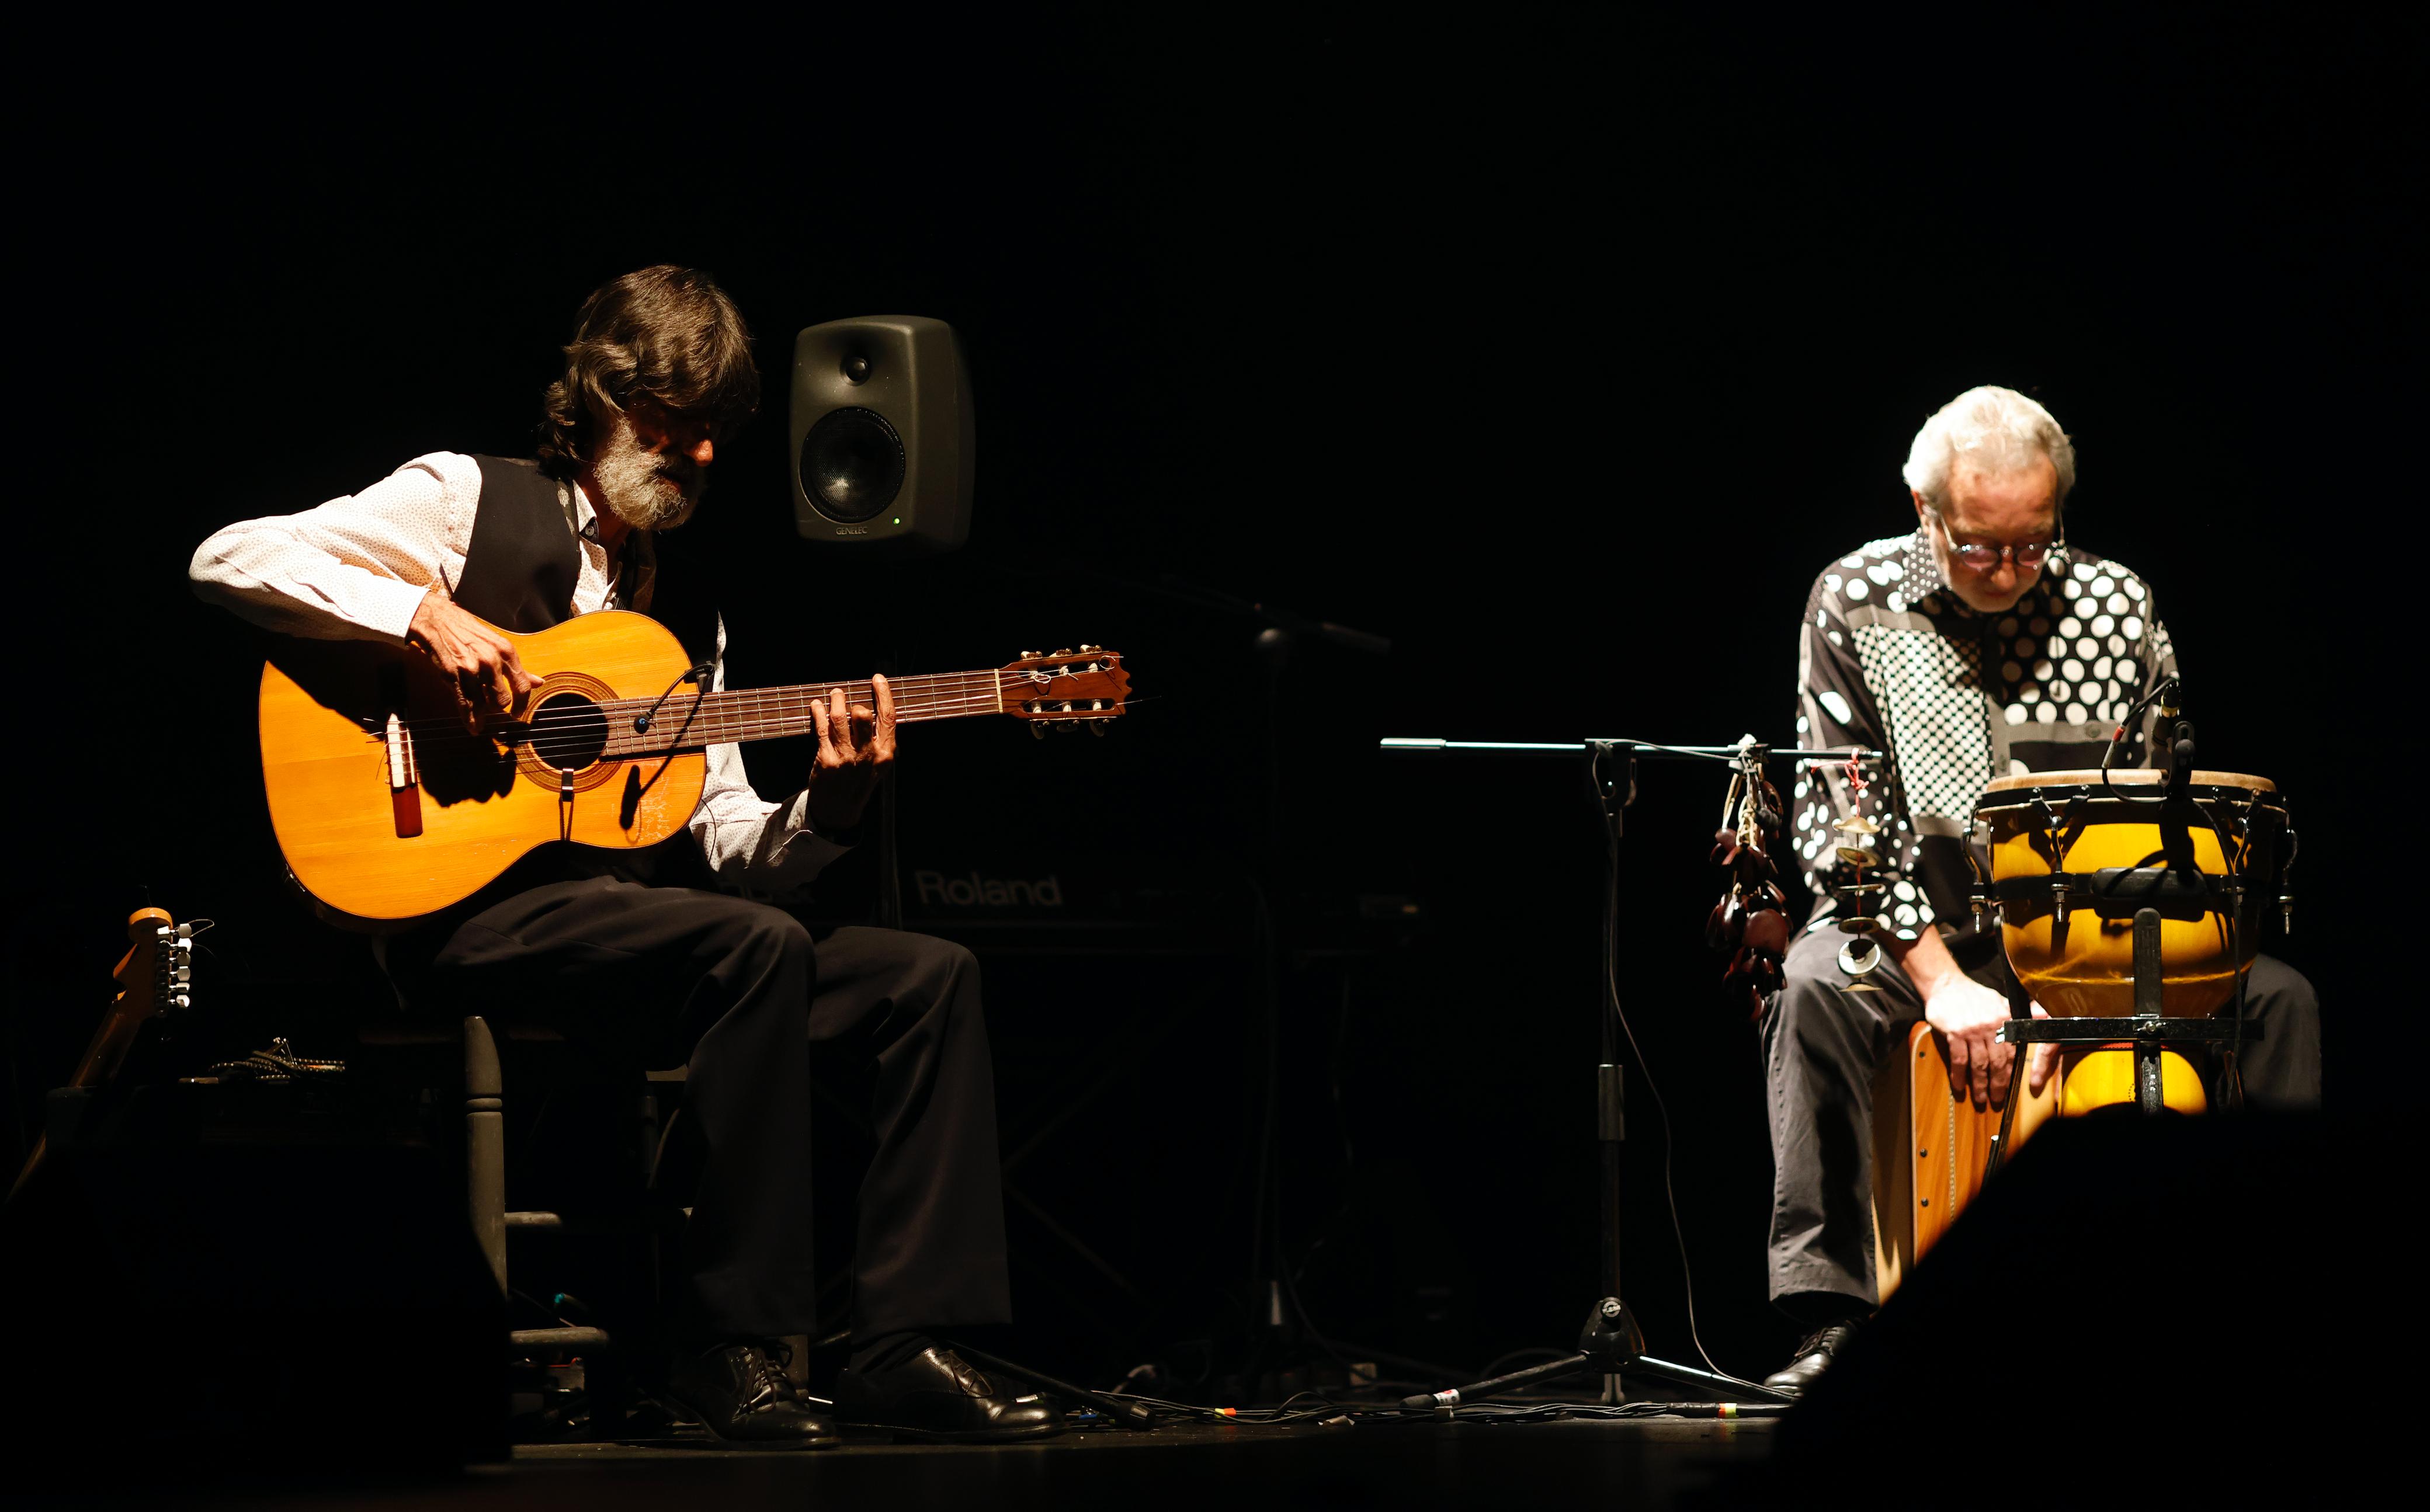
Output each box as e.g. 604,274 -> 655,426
605,670 -> 1007,756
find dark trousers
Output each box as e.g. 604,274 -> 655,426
1761,923 -> 2321,1312
395,877 -> 1012,1342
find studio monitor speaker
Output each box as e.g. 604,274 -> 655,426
791,315 -> 974,551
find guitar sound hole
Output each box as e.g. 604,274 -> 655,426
530,693 -> 610,771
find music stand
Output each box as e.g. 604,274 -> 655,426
1377,736 -> 1876,1409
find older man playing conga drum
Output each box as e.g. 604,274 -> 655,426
1759,385 -> 2321,1395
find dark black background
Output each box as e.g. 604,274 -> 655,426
10,12 -> 2412,1388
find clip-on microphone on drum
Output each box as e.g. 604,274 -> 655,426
2154,676 -> 2197,800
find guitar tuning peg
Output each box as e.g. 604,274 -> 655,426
1089,720 -> 1106,736
1050,648 -> 1074,658
1078,644 -> 1101,654
1031,724 -> 1047,740
1019,650 -> 1043,661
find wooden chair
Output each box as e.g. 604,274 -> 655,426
353,1013 -> 688,1433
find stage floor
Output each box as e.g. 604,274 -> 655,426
48,1416 -> 1778,1508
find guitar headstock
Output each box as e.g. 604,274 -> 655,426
116,906 -> 197,1023
1002,645 -> 1132,735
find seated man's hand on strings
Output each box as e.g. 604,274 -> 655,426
806,677 -> 897,836
408,585 -> 535,734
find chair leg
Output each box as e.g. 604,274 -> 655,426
465,1015 -> 508,1296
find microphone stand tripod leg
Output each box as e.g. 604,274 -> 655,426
1397,1299 -> 1796,1411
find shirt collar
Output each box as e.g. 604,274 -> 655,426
1901,526 -> 1949,604
568,479 -> 603,544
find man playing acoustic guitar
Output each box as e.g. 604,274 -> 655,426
190,266 -> 1054,1448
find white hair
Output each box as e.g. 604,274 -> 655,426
1901,386 -> 2077,509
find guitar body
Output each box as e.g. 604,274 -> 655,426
259,611 -> 707,927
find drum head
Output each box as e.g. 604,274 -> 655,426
1980,769 -> 2275,795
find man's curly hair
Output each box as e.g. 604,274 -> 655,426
537,266 -> 760,477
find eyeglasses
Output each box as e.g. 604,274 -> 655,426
1926,505 -> 2063,574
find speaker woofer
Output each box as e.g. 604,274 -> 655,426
799,406 -> 907,523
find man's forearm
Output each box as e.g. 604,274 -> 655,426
1886,926 -> 1964,999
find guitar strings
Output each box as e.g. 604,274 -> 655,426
387,670 -> 1017,738
380,670 -> 1112,743
384,682 -> 1115,764
386,676 -> 1024,755
399,700 -> 1022,763
391,684 -> 1018,741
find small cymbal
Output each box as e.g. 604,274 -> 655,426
1837,916 -> 1883,934
1839,981 -> 1884,994
1837,938 -> 1883,980
1832,814 -> 1881,836
1835,846 -> 1880,869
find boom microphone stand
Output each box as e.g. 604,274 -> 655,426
1377,737 -> 1877,1409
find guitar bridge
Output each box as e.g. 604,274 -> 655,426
385,712 -> 423,838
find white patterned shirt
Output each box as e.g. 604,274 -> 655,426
1789,530 -> 2177,940
189,451 -> 848,894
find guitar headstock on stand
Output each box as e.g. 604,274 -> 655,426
100,908 -> 202,1076
1003,645 -> 1132,737
123,907 -> 198,1014
8,908 -> 205,1205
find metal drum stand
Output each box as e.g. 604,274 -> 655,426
1983,906 -> 2255,1177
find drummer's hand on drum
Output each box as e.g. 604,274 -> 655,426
1922,975 -> 2020,1111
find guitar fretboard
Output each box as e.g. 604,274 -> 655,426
598,670 -> 1008,758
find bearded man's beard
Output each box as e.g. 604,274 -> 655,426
592,412 -> 706,531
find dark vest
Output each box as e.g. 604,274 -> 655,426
456,457 -> 581,632
459,456 -> 717,662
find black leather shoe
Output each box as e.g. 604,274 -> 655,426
835,1346 -> 1064,1443
664,1341 -> 841,1450
1762,1320 -> 1861,1397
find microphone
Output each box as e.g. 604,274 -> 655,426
2155,676 -> 2193,798
634,662 -> 716,734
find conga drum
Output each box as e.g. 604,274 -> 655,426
1973,769 -> 2290,1115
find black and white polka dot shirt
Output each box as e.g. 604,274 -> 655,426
1789,529 -> 2178,941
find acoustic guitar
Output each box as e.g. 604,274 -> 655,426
257,610 -> 1131,926
7,908 -> 197,1204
